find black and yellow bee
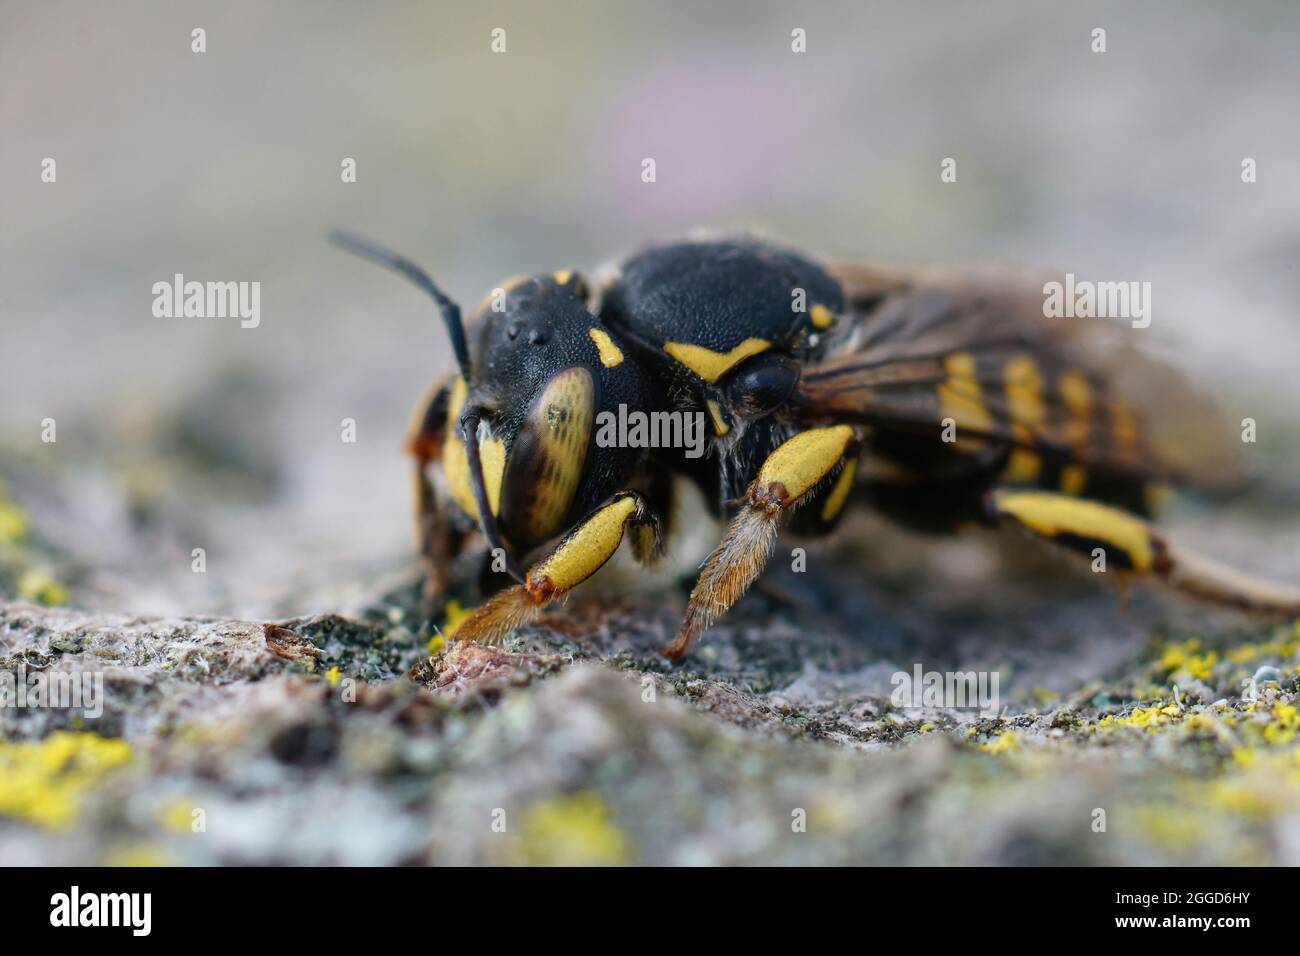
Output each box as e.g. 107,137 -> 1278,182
333,232 -> 1300,661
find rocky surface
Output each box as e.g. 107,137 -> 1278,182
4,526 -> 1300,865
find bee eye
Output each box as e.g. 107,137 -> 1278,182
726,354 -> 799,418
500,367 -> 594,545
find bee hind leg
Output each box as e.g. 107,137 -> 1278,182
986,489 -> 1300,615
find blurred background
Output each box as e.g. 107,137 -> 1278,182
3,0 -> 1299,620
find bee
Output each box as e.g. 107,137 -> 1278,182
332,232 -> 1300,661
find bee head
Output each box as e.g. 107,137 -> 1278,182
331,233 -> 649,580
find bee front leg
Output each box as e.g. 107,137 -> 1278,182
663,425 -> 857,661
406,377 -> 468,620
987,489 -> 1300,615
450,492 -> 660,646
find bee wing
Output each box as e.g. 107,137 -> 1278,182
799,261 -> 1243,491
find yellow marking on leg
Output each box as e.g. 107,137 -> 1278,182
819,458 -> 858,522
938,351 -> 992,450
664,338 -> 771,382
993,491 -> 1154,571
530,495 -> 638,595
755,425 -> 855,508
1003,448 -> 1042,484
667,425 -> 855,660
587,327 -> 624,368
452,494 -> 645,645
810,304 -> 835,329
994,493 -> 1300,619
1060,464 -> 1088,497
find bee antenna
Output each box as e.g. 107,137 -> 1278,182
329,230 -> 474,383
458,409 -> 526,584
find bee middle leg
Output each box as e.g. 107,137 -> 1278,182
663,425 -> 858,661
986,489 -> 1300,615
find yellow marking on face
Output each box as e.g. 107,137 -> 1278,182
444,435 -> 504,520
531,495 -> 637,593
1003,448 -> 1042,484
810,304 -> 835,330
442,377 -> 476,516
1058,369 -> 1092,446
478,435 -> 506,515
757,425 -> 854,505
1110,399 -> 1141,462
515,367 -> 594,542
441,377 -> 505,519
938,352 -> 992,449
706,399 -> 730,436
1060,463 -> 1088,497
553,269 -> 573,285
994,491 -> 1154,571
664,338 -> 771,383
587,327 -> 624,368
445,376 -> 468,424
819,458 -> 858,522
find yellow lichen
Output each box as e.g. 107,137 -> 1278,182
1129,804 -> 1210,850
1205,780 -> 1278,818
0,732 -> 134,829
513,791 -> 632,866
1261,702 -> 1299,745
157,800 -> 200,834
444,599 -> 474,636
1158,638 -> 1217,682
981,731 -> 1020,753
432,599 -> 473,652
17,568 -> 67,606
102,844 -> 171,867
0,489 -> 27,543
1227,622 -> 1300,664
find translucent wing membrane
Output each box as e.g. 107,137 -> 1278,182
798,262 -> 1244,492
